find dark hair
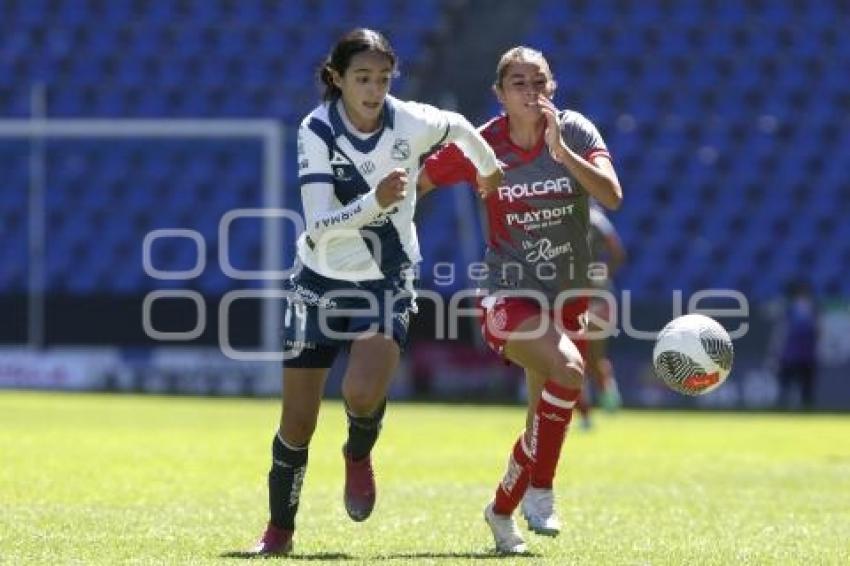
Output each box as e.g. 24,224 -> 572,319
319,28 -> 398,101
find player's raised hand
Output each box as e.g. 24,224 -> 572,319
476,166 -> 505,198
538,95 -> 564,161
376,168 -> 408,208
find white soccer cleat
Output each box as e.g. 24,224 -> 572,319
484,502 -> 527,554
521,487 -> 562,536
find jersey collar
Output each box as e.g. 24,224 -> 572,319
329,96 -> 396,153
502,113 -> 547,164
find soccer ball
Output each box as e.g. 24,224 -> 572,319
652,314 -> 734,396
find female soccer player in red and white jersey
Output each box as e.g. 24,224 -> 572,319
419,46 -> 622,554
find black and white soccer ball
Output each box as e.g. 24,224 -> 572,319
652,314 -> 734,396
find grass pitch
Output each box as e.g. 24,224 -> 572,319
1,391 -> 849,565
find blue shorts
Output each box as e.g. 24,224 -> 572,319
280,266 -> 417,368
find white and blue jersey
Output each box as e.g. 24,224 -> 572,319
295,94 -> 499,281
282,95 -> 499,367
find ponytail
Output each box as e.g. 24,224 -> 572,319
319,63 -> 341,101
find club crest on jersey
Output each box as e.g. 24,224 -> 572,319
391,138 -> 410,161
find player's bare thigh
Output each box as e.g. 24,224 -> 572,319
503,314 -> 585,390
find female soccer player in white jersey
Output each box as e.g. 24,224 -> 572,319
251,29 -> 502,555
419,47 -> 622,554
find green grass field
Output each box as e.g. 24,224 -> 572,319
1,392 -> 849,565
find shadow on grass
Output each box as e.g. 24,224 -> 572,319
220,551 -> 353,560
374,551 -> 540,560
220,550 -> 539,561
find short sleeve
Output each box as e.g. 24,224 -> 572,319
560,111 -> 611,163
297,120 -> 334,185
405,101 -> 452,151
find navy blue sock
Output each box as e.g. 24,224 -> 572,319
268,433 -> 308,530
344,399 -> 386,461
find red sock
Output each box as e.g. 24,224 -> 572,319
530,380 -> 580,489
492,434 -> 533,515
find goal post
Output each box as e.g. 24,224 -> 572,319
0,118 -> 286,381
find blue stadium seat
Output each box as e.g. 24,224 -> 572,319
504,1 -> 850,300
2,1 -> 850,302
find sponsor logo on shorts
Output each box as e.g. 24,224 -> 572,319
291,284 -> 337,309
284,339 -> 316,350
491,308 -> 508,331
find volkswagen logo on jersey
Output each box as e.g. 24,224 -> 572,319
391,138 -> 411,161
358,160 -> 376,176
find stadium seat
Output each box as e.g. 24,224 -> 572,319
0,0 -> 445,292
1,1 -> 849,302
485,0 -> 850,300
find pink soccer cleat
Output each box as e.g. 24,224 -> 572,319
250,522 -> 293,556
343,448 -> 376,521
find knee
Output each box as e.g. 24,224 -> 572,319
280,412 -> 318,446
342,381 -> 382,416
549,352 -> 585,390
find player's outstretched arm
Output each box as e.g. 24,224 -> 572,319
417,109 -> 505,199
417,148 -> 503,200
441,111 -> 502,181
